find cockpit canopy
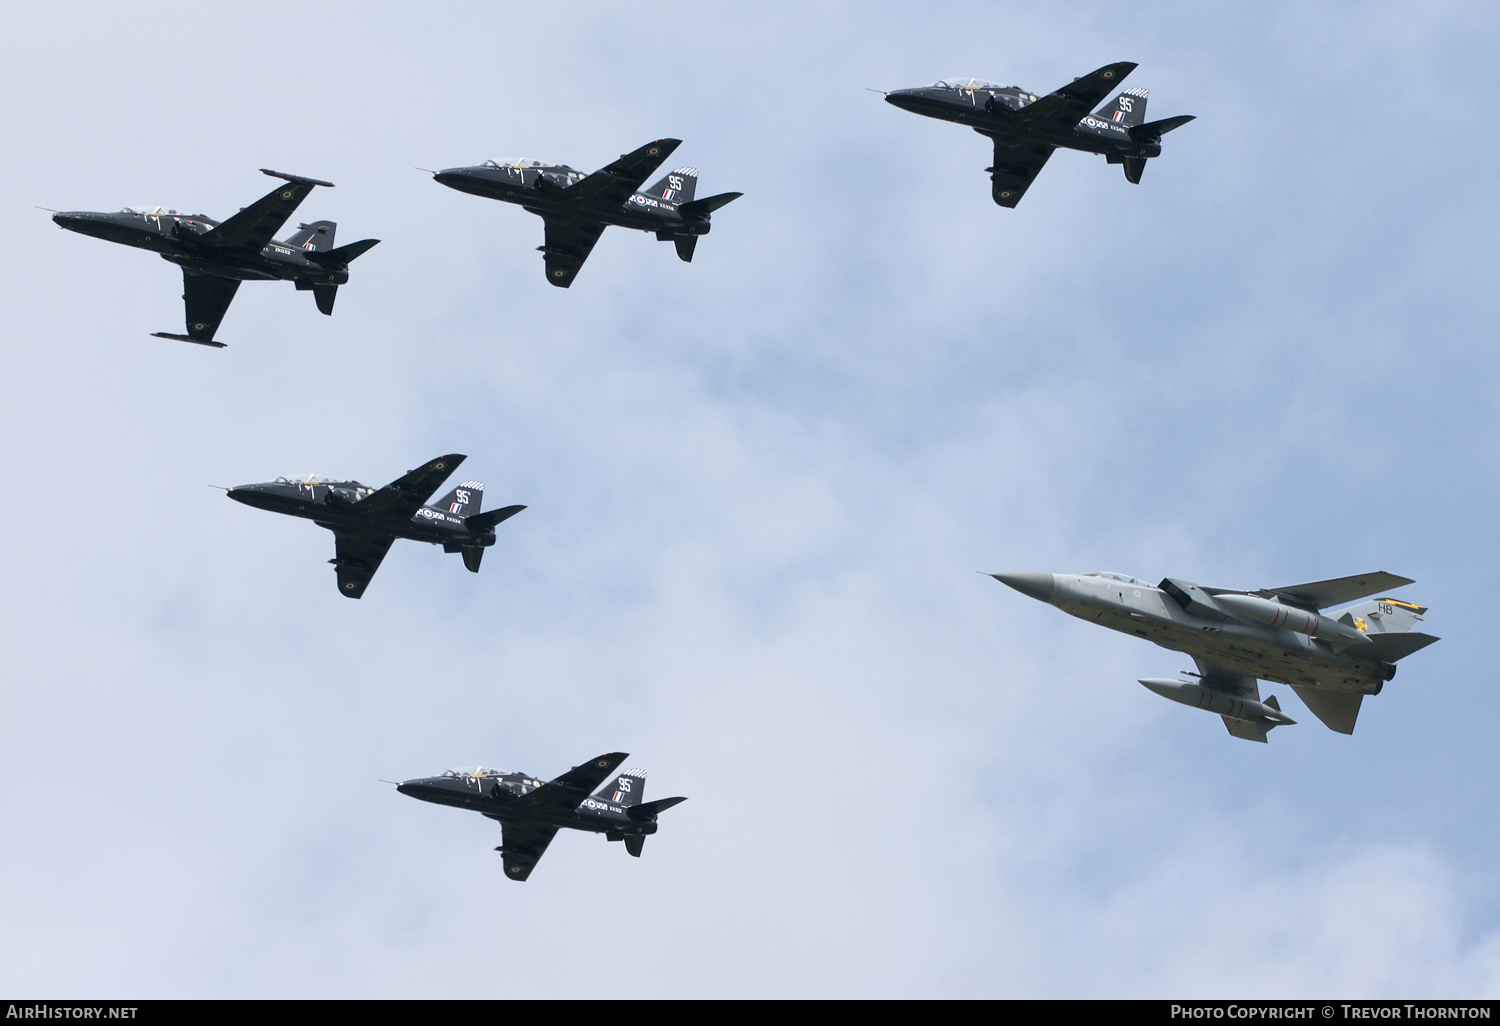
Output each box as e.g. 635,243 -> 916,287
122,206 -> 202,217
481,159 -> 583,179
442,766 -> 510,779
1087,571 -> 1152,588
273,475 -> 374,498
930,77 -> 1007,90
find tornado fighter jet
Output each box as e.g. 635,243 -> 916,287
52,169 -> 379,347
992,570 -> 1439,742
884,62 -> 1193,207
228,454 -> 524,598
397,754 -> 687,881
431,138 -> 741,287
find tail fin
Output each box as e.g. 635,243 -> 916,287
432,480 -> 484,517
1095,86 -> 1148,127
593,768 -> 646,807
318,238 -> 380,265
641,166 -> 698,204
1338,597 -> 1428,635
678,192 -> 742,220
286,219 -> 337,251
313,284 -> 337,315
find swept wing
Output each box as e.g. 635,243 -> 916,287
540,218 -> 607,287
495,821 -> 560,881
354,454 -> 465,522
330,531 -> 396,599
568,139 -> 681,206
1015,61 -> 1138,128
985,138 -> 1055,207
520,752 -> 630,814
1254,572 -> 1416,611
202,170 -> 332,252
179,270 -> 240,344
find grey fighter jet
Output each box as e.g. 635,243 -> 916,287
53,169 -> 378,346
884,62 -> 1193,207
227,454 -> 523,598
397,754 -> 687,881
430,138 -> 740,287
992,570 -> 1439,742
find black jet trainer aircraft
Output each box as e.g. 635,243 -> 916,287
397,753 -> 687,881
884,62 -> 1194,207
227,454 -> 523,598
52,169 -> 379,347
430,138 -> 741,287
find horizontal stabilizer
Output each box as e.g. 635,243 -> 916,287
315,238 -> 380,264
1290,685 -> 1363,734
150,332 -> 226,349
1365,631 -> 1440,662
1129,115 -> 1195,141
465,504 -> 526,531
260,168 -> 334,188
679,192 -> 742,219
629,796 -> 688,820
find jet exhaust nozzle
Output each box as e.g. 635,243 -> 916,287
1214,593 -> 1371,646
1139,678 -> 1296,728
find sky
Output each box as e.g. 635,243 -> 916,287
0,0 -> 1496,999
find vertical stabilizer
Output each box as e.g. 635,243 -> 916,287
594,768 -> 646,807
432,481 -> 485,517
641,167 -> 699,204
1095,87 -> 1148,127
287,219 -> 338,251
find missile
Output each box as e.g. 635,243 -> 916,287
1213,592 -> 1371,645
1139,678 -> 1297,727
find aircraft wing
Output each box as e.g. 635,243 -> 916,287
1017,61 -> 1138,127
540,218 -> 607,288
521,753 -> 629,814
1255,572 -> 1416,611
1193,659 -> 1269,742
181,270 -> 241,343
354,454 -> 465,522
496,821 -> 559,881
569,138 -> 681,207
202,170 -> 328,252
986,138 -> 1055,207
329,530 -> 396,599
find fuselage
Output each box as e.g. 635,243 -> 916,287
433,163 -> 713,237
226,478 -> 497,548
886,82 -> 1163,158
52,208 -> 351,284
397,770 -> 660,838
1009,571 -> 1395,694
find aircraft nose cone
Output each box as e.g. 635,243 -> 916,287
991,572 -> 1056,603
52,212 -> 87,230
884,88 -> 920,110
